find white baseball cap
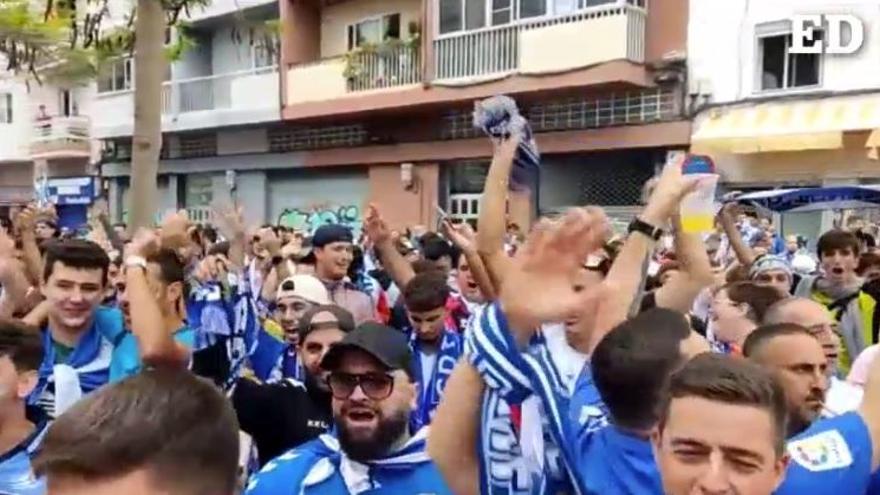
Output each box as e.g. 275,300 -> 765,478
276,275 -> 331,305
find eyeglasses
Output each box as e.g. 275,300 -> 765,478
327,372 -> 394,400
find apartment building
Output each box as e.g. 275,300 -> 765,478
0,68 -> 98,226
689,0 -> 880,235
270,0 -> 691,230
96,0 -> 692,232
97,0 -> 282,226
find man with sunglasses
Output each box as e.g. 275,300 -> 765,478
233,305 -> 355,466
246,322 -> 452,495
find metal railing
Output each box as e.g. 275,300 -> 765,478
162,66 -> 277,115
30,116 -> 91,157
187,206 -> 212,224
434,3 -> 646,80
347,44 -> 421,92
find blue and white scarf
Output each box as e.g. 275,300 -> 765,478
247,428 -> 435,495
467,304 -> 581,495
31,306 -> 124,417
0,408 -> 50,495
251,331 -> 305,384
408,328 -> 463,431
473,95 -> 540,190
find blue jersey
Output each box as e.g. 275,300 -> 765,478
0,408 -> 50,495
244,431 -> 452,495
776,412 -> 874,495
568,364 -> 661,494
109,326 -> 196,382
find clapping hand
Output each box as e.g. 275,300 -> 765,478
442,219 -> 476,252
499,207 -> 610,344
364,204 -> 391,246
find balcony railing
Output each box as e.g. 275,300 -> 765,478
434,2 -> 646,81
162,66 -> 278,115
346,44 -> 421,92
30,116 -> 91,159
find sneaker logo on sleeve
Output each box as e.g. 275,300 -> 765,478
787,429 -> 853,472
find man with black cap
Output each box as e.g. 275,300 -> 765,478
312,224 -> 377,324
245,322 -> 452,495
233,304 -> 356,466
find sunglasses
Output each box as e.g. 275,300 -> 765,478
327,372 -> 394,400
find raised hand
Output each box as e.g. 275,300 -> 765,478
500,207 -> 610,341
258,228 -> 282,258
364,203 -> 391,246
126,228 -> 161,259
159,210 -> 191,250
442,219 -> 476,252
211,203 -> 246,242
642,153 -> 701,227
15,204 -> 38,235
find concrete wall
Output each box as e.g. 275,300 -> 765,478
368,162 -> 438,231
0,79 -> 32,163
321,0 -> 421,57
218,128 -> 269,155
689,0 -> 880,103
267,167 -> 369,232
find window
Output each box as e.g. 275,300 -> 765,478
0,94 -> 12,123
253,35 -> 277,68
758,32 -> 822,91
97,58 -> 133,93
347,14 -> 400,50
439,0 -> 486,34
519,0 -> 546,19
491,0 -> 512,25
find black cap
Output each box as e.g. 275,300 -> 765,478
298,305 -> 356,340
312,224 -> 354,248
321,322 -> 412,374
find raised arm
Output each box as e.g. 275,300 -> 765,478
126,229 -> 190,368
476,136 -> 518,289
428,359 -> 483,495
587,156 -> 698,352
212,204 -> 247,269
364,204 -> 415,290
15,205 -> 45,287
719,204 -> 756,268
652,215 -> 716,313
443,220 -> 497,301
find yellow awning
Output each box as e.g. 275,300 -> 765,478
692,94 -> 880,154
868,129 -> 880,160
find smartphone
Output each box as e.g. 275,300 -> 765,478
435,205 -> 451,231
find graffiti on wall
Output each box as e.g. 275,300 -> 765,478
277,204 -> 362,234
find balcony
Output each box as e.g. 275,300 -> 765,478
30,116 -> 91,160
286,44 -> 421,105
433,3 -> 646,81
92,66 -> 280,138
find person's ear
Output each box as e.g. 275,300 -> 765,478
17,370 -> 38,400
772,453 -> 790,491
650,427 -> 662,460
166,281 -> 184,306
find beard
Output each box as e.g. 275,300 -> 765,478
337,407 -> 409,462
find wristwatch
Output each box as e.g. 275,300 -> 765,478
628,218 -> 664,241
125,255 -> 148,272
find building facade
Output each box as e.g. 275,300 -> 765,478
688,0 -> 880,235
1,0 -> 692,231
